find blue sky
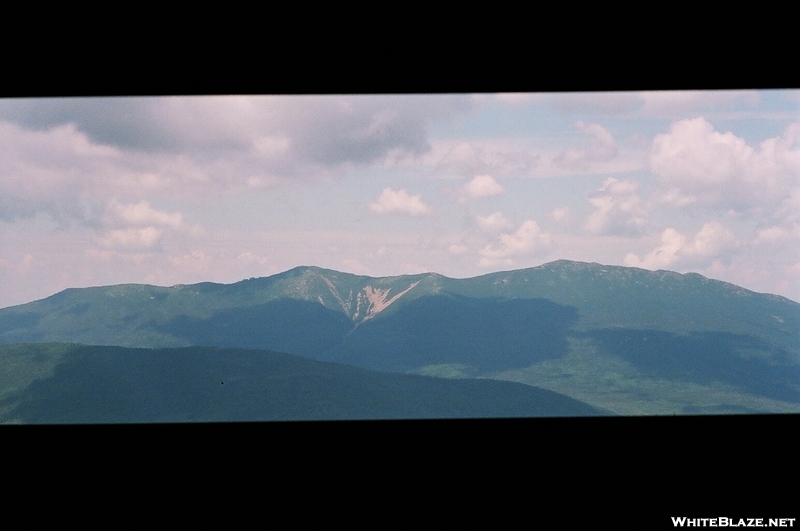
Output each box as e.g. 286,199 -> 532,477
0,90 -> 798,308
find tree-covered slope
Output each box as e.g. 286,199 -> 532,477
1,260 -> 798,415
1,261 -> 796,352
0,343 -> 604,423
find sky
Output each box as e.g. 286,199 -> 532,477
0,90 -> 798,308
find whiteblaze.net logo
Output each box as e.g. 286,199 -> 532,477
672,518 -> 796,528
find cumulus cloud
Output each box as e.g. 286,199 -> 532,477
435,142 -> 493,178
463,175 -> 505,198
650,118 -> 800,211
368,188 -> 433,216
689,221 -> 737,256
100,227 -> 164,249
624,229 -> 685,269
0,119 -> 220,226
624,221 -> 737,270
0,97 -> 265,155
287,97 -> 439,166
103,200 -> 182,229
773,187 -> 800,225
475,211 -> 513,233
433,141 -> 539,179
555,121 -> 618,170
0,122 -> 122,222
96,200 -> 185,250
551,206 -> 571,222
752,186 -> 800,248
0,96 -> 469,161
755,225 -> 800,244
584,177 -> 647,236
0,95 -> 474,217
479,220 -> 551,267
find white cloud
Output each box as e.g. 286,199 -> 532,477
94,200 -> 187,251
435,142 -> 486,177
551,207 -> 571,222
103,200 -> 182,229
773,187 -> 800,225
624,221 -> 737,270
690,222 -> 735,256
754,225 -> 800,244
555,121 -> 618,171
0,96 -> 476,217
0,122 -> 121,222
659,188 -> 697,207
584,177 -> 647,236
476,211 -> 513,233
624,228 -> 685,269
368,188 -> 433,216
651,117 -> 753,185
101,227 -> 164,250
479,220 -> 551,267
463,175 -> 505,199
650,118 -> 800,211
0,120 -> 216,225
431,140 -> 540,179
2,93 -> 799,307
0,96 -> 471,164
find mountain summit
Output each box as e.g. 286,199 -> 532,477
1,260 -> 798,415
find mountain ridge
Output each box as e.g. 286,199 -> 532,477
2,259 -> 797,415
5,259 -> 796,313
2,259 -> 797,350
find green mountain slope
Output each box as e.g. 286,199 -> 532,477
0,343 -> 604,423
2,261 -> 796,350
1,260 -> 798,415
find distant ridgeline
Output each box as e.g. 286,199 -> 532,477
1,260 -> 798,419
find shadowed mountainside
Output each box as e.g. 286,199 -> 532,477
1,260 -> 798,415
0,343 -> 605,423
2,261 -> 796,352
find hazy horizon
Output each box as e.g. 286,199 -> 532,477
1,91 -> 798,308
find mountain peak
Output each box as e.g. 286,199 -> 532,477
2,258 -> 798,416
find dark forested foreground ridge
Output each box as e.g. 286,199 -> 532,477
0,343 -> 604,423
0,260 -> 798,418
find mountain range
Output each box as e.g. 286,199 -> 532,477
1,259 -> 798,419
